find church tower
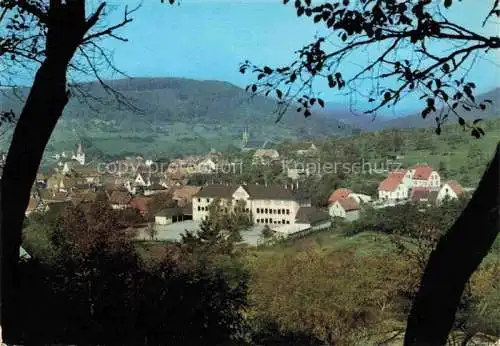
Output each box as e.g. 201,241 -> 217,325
241,127 -> 249,148
72,143 -> 85,165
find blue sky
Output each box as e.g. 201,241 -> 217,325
83,1 -> 499,114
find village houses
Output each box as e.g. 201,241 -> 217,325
252,149 -> 280,166
436,181 -> 465,205
329,197 -> 360,221
406,164 -> 441,190
378,170 -> 410,201
326,188 -> 369,221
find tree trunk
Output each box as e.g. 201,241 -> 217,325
0,57 -> 70,342
404,142 -> 500,346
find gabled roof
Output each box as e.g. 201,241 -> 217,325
337,197 -> 360,211
295,207 -> 330,224
444,181 -> 464,195
378,174 -> 405,192
413,165 -> 434,180
327,188 -> 352,205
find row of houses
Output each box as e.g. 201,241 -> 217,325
326,165 -> 467,221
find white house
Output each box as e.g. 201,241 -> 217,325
328,197 -> 360,221
407,165 -> 440,190
155,208 -> 183,225
378,171 -> 409,201
436,181 -> 464,205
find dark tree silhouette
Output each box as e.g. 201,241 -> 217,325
241,0 -> 499,136
0,0 -> 144,341
243,1 -> 500,345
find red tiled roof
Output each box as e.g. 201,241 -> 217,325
378,174 -> 405,192
338,197 -> 359,211
446,181 -> 464,195
327,188 -> 352,205
413,165 -> 433,180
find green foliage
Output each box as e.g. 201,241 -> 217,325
261,225 -> 273,239
16,200 -> 249,345
345,198 -> 468,238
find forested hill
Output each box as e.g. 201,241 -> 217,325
0,78 -> 497,159
0,77 -> 353,159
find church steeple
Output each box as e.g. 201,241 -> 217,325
241,127 -> 249,148
72,142 -> 85,165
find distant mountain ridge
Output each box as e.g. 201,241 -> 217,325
317,87 -> 500,131
0,78 -> 497,159
375,87 -> 500,130
0,77 -> 354,158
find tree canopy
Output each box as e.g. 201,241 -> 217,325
241,0 -> 499,137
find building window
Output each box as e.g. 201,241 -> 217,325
198,198 -> 200,202
286,209 -> 290,215
278,209 -> 281,215
282,209 -> 285,214
197,206 -> 201,211
282,219 -> 285,224
245,208 -> 249,212
206,198 -> 210,203
265,208 -> 268,214
286,220 -> 290,224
